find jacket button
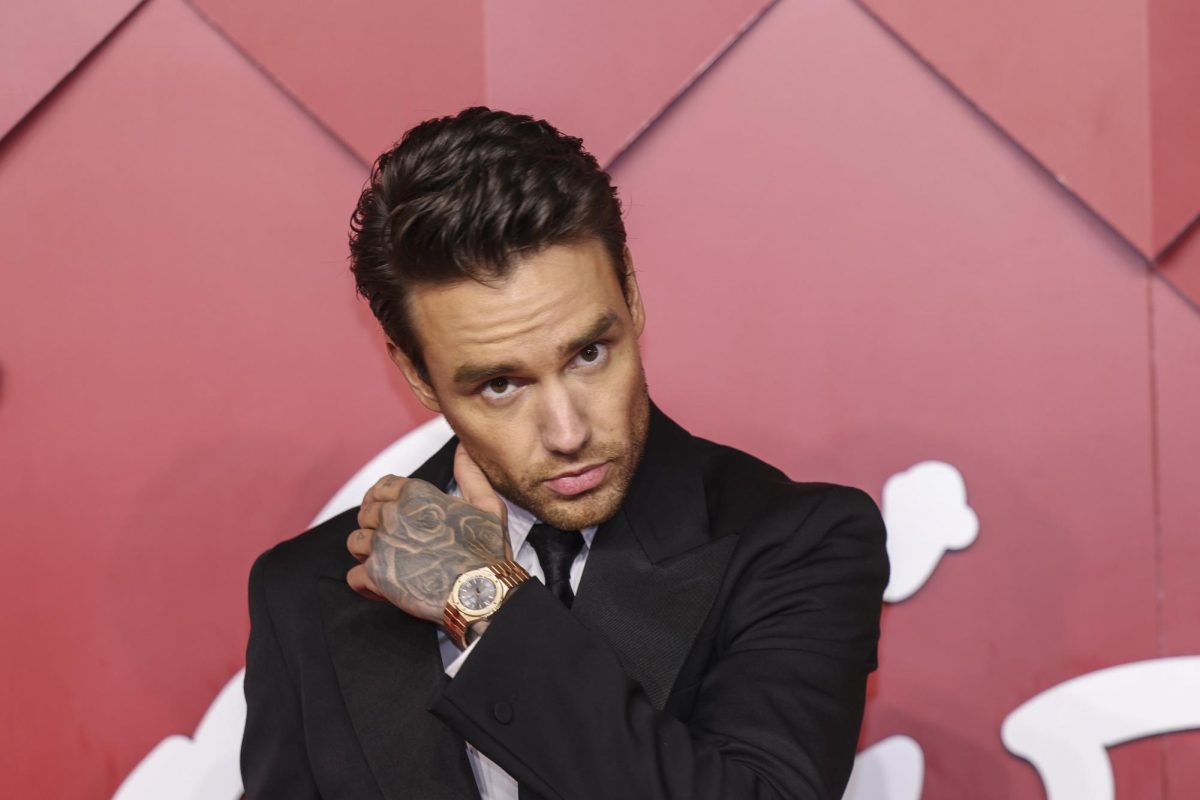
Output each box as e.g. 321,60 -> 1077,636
493,702 -> 514,724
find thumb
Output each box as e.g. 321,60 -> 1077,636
454,444 -> 509,534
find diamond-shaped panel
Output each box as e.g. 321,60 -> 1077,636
484,0 -> 776,166
1153,272 -> 1200,798
0,0 -> 144,139
1150,0 -> 1200,254
857,0 -> 1200,275
186,0 -> 485,163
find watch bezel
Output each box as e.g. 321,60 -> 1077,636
450,569 -> 503,618
443,559 -> 531,650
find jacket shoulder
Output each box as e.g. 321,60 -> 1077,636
693,435 -> 882,536
251,506 -> 361,590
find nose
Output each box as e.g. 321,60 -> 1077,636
538,381 -> 590,456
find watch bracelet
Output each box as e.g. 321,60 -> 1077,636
489,559 -> 530,591
443,559 -> 530,649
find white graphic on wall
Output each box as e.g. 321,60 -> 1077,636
842,735 -> 924,800
881,461 -> 978,602
114,668 -> 246,800
1002,656 -> 1200,800
115,421 -> 973,799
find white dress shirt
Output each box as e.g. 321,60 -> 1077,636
440,482 -> 597,800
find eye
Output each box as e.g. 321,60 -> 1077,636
481,377 -> 514,400
573,343 -> 614,371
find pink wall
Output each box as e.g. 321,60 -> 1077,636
2,0 -> 1198,797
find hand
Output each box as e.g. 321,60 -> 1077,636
346,444 -> 512,623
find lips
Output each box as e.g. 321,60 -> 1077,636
544,462 -> 609,497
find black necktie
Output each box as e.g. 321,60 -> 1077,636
518,524 -> 584,800
525,523 -> 584,608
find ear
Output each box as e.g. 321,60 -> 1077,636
622,246 -> 646,337
386,341 -> 442,413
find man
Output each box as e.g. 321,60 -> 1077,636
241,106 -> 888,799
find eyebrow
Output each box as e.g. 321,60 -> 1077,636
453,361 -> 520,387
451,310 -> 621,387
559,310 -> 619,357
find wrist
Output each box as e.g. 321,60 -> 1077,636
442,559 -> 530,649
463,619 -> 490,647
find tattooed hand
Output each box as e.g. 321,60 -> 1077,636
346,444 -> 512,623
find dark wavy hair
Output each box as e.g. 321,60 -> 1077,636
348,106 -> 629,380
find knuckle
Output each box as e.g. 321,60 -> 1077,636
401,478 -> 435,498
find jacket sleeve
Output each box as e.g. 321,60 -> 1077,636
430,486 -> 889,800
240,550 -> 323,800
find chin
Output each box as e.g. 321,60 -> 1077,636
534,485 -> 625,531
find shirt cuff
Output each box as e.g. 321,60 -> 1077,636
445,637 -> 481,678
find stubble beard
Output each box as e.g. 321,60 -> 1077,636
481,383 -> 650,532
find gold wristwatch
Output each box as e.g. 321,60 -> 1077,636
443,560 -> 531,649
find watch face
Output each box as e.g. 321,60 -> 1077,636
458,575 -> 498,612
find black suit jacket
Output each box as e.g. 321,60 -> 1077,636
241,405 -> 888,799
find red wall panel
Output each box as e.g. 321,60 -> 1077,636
1154,242 -> 1200,799
0,1 -> 428,793
2,0 -> 1197,797
0,0 -> 142,137
614,0 -> 1161,794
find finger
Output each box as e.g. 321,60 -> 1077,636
453,444 -> 507,526
346,528 -> 372,562
357,499 -> 385,532
360,473 -> 406,507
358,474 -> 405,528
346,564 -> 387,601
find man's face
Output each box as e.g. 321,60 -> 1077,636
392,238 -> 650,531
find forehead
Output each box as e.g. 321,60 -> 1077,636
408,240 -> 626,377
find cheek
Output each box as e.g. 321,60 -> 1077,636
583,358 -> 643,436
609,351 -> 645,407
447,405 -> 537,475
440,405 -> 496,460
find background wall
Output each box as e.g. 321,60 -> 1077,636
2,1 -> 1198,797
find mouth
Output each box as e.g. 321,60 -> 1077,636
543,462 -> 610,497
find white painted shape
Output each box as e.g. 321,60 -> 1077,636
1002,656 -> 1200,800
881,460 -> 978,602
113,670 -> 247,800
842,734 -> 924,800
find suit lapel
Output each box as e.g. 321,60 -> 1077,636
572,405 -> 738,709
319,436 -> 480,800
